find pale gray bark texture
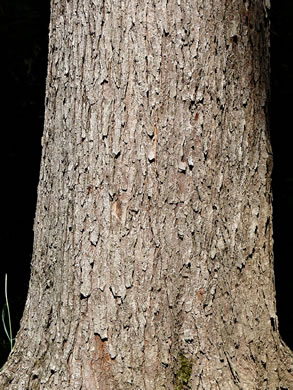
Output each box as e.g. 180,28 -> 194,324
1,0 -> 292,389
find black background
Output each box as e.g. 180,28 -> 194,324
0,0 -> 292,366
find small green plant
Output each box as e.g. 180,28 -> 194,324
175,353 -> 193,390
2,274 -> 14,353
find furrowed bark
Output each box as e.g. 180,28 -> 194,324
1,0 -> 292,389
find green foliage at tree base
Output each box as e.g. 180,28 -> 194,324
174,353 -> 193,390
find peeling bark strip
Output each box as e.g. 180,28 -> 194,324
1,0 -> 292,389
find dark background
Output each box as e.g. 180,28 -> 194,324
0,1 -> 292,366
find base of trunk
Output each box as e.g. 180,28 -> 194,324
0,327 -> 292,389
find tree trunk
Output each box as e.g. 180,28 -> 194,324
1,0 -> 292,389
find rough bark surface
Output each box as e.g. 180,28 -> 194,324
1,0 -> 292,389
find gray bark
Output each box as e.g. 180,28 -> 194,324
1,0 -> 292,389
